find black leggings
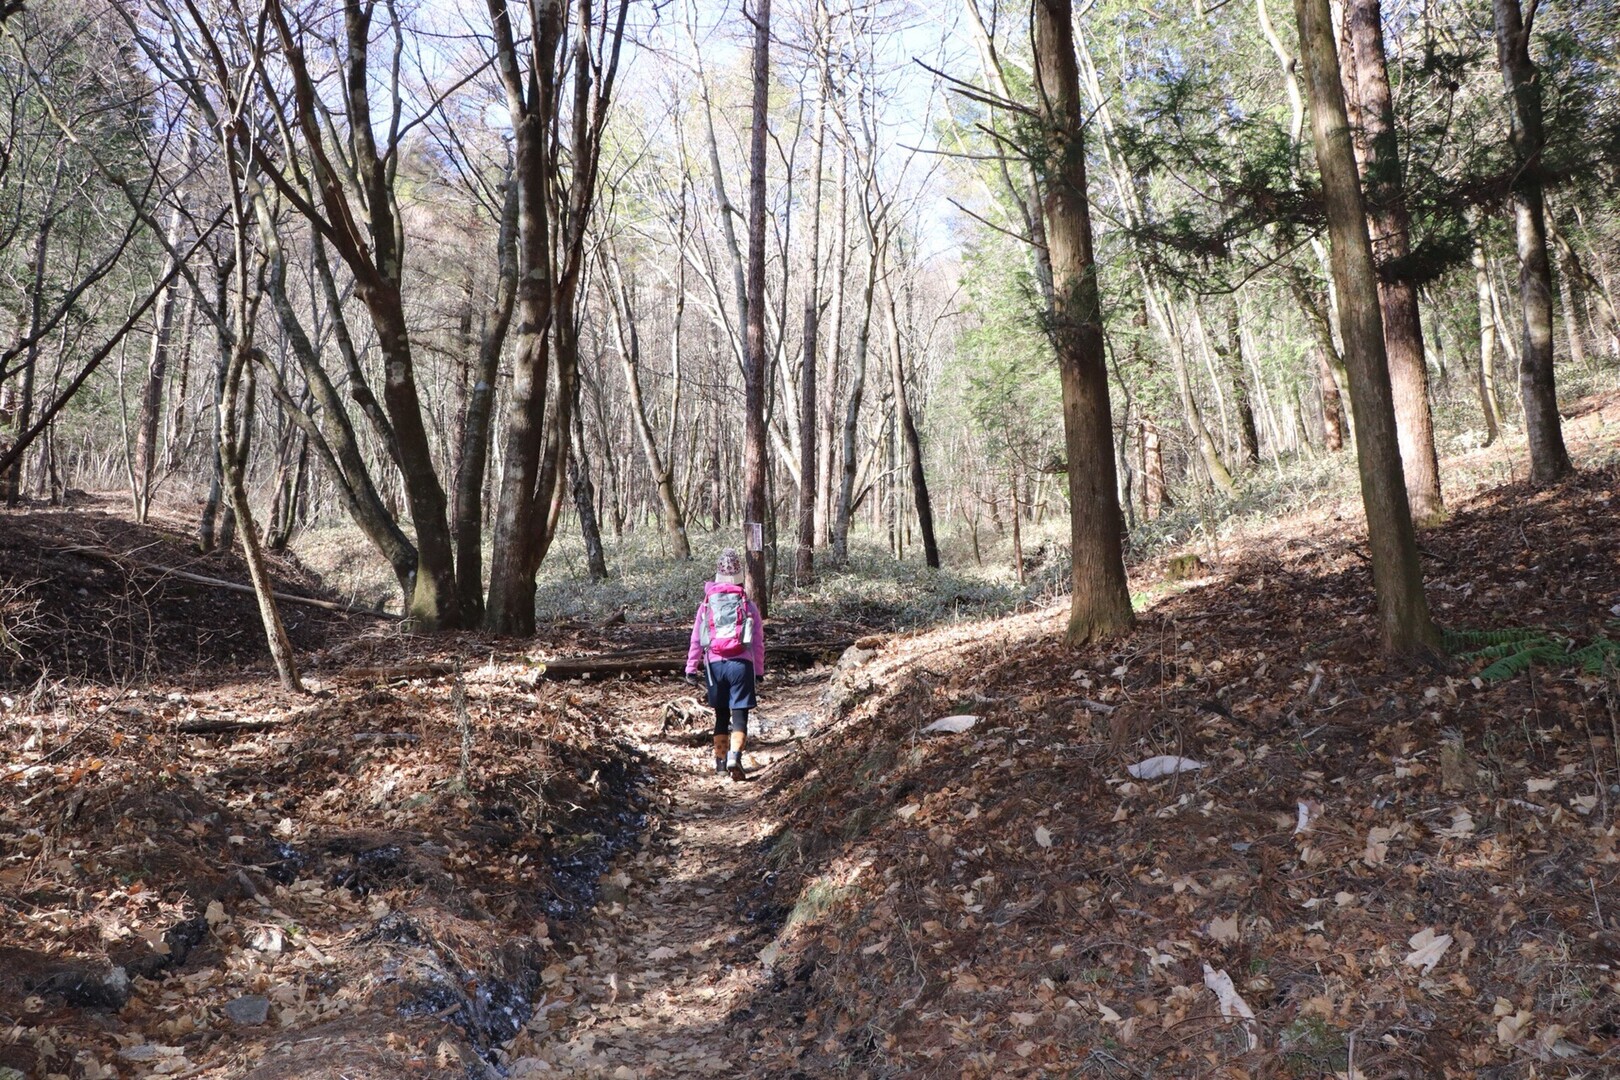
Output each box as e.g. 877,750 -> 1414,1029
714,707 -> 749,736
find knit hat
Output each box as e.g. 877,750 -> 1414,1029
714,548 -> 743,582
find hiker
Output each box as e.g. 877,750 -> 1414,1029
684,548 -> 765,780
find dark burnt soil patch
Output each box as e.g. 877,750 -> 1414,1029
0,500 -> 361,685
0,653 -> 650,1078
741,464 -> 1620,1078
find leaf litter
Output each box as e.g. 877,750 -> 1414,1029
2,435 -> 1619,1077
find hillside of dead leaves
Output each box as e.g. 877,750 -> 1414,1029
735,465 -> 1620,1075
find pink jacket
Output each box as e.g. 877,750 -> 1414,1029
685,582 -> 766,675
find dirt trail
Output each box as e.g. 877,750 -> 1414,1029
506,672 -> 827,1079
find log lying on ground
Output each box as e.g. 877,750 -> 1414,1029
56,545 -> 396,619
537,640 -> 857,680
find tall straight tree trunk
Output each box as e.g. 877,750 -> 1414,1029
1492,0 -> 1572,484
1315,347 -> 1346,451
832,203 -> 877,563
133,201 -> 187,523
1141,419 -> 1170,519
455,174 -> 518,623
570,391 -> 608,582
484,0 -> 564,635
742,0 -> 772,614
1557,255 -> 1587,368
1291,271 -> 1356,446
1222,305 -> 1260,465
1295,0 -> 1439,654
882,273 -> 939,568
819,148 -> 850,546
198,252 -> 235,552
603,246 -> 690,561
1343,0 -> 1445,524
1147,291 -> 1236,496
1549,214 -> 1620,358
4,208 -> 52,506
1472,238 -> 1503,444
795,54 -> 827,586
1034,0 -> 1133,645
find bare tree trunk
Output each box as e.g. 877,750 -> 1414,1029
1148,291 -> 1236,496
1343,0 -> 1445,524
221,349 -> 299,690
795,40 -> 828,587
1034,0 -> 1133,644
832,195 -> 877,563
4,208 -> 52,506
454,173 -> 519,623
1221,305 -> 1260,466
882,271 -> 939,568
1472,238 -> 1503,444
1492,0 -> 1572,484
257,218 -> 418,599
742,0 -> 772,614
570,392 -> 608,582
602,244 -> 691,561
1141,419 -> 1170,519
1548,213 -> 1620,358
1290,269 -> 1356,447
1315,347 -> 1346,451
198,252 -> 234,552
164,292 -> 195,470
133,200 -> 187,523
1295,0 -> 1438,654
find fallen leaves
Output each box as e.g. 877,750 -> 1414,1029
923,714 -> 979,734
1126,755 -> 1205,779
1202,963 -> 1258,1049
1403,928 -> 1453,974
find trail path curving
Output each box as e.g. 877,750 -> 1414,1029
507,672 -> 827,1079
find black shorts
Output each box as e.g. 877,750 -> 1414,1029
705,658 -> 756,734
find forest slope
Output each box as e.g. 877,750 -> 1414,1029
736,405 -> 1620,1077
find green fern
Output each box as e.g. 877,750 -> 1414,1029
1571,638 -> 1620,675
1442,627 -> 1545,651
1446,625 -> 1620,682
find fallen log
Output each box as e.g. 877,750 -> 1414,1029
56,545 -> 397,619
536,640 -> 857,680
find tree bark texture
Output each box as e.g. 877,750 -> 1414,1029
1492,0 -> 1573,484
133,201 -> 187,523
743,0 -> 772,615
1221,306 -> 1261,465
795,62 -> 827,587
454,172 -> 519,623
1315,346 -> 1346,451
883,274 -> 939,568
1343,0 -> 1445,524
1296,0 -> 1439,654
1034,0 -> 1134,645
1472,239 -> 1503,444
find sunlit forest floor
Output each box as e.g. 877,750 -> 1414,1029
0,394 -> 1617,1078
